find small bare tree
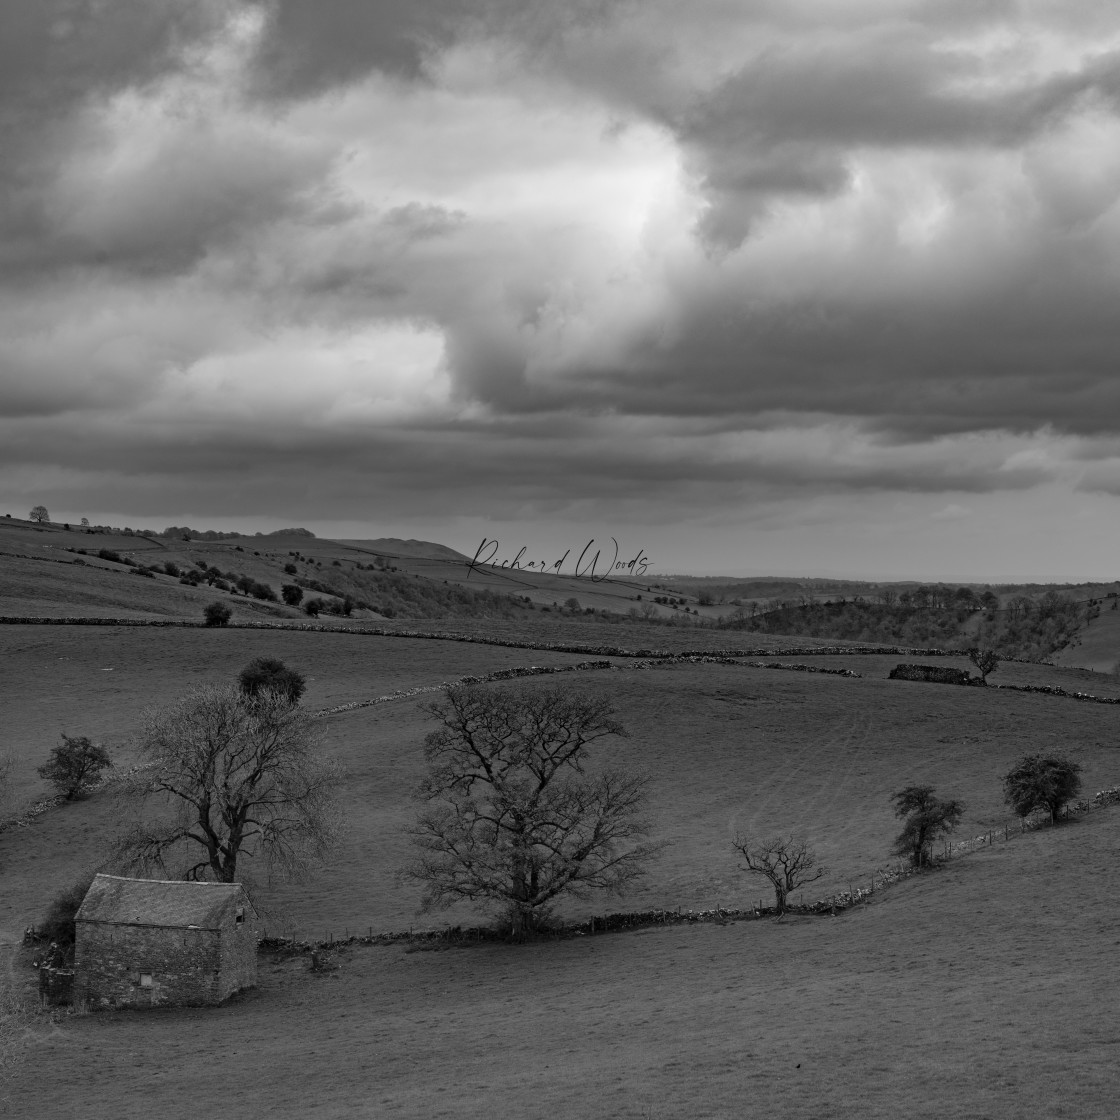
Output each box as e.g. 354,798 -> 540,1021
732,834 -> 826,914
117,685 -> 343,883
28,505 -> 49,524
967,647 -> 1000,683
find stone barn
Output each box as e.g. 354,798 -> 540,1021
74,874 -> 258,1009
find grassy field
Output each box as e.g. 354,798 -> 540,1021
3,523 -> 1120,1118
6,804 -> 1117,1120
4,634 -> 1119,938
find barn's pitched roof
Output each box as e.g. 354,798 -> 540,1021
75,875 -> 250,930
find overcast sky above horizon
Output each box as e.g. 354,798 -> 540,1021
3,1 -> 1120,581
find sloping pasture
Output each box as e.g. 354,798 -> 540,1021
0,554 -> 260,620
258,663 -> 1120,934
5,645 -> 1120,937
8,804 -> 1118,1120
0,625 -> 615,932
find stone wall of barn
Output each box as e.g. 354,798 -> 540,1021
75,922 -> 223,1008
217,908 -> 259,1000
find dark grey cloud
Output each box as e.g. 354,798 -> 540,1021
0,0 -> 224,111
4,0 -> 1120,556
679,33 -> 1120,247
0,2 -> 227,257
247,0 -> 627,97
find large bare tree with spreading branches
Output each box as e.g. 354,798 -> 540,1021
732,834 -> 826,914
117,685 -> 343,884
402,683 -> 663,935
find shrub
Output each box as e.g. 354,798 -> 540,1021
284,562 -> 298,575
163,561 -> 180,577
304,598 -> 326,617
238,657 -> 306,705
96,548 -> 122,563
282,583 -> 304,607
37,874 -> 97,960
203,601 -> 232,627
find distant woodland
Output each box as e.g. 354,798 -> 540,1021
714,586 -> 1088,661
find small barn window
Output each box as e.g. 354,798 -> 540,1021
139,973 -> 153,989
235,906 -> 245,925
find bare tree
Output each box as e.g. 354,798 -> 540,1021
117,685 -> 343,883
401,683 -> 663,935
27,505 -> 49,524
967,647 -> 1000,683
891,786 -> 964,867
732,835 -> 826,914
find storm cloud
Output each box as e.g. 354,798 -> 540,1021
3,0 -> 1120,577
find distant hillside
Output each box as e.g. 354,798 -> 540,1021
335,538 -> 470,562
160,526 -> 316,541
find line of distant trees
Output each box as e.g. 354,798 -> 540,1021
714,587 -> 1084,661
17,508 -> 315,541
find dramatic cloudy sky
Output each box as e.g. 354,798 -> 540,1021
3,0 -> 1120,579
